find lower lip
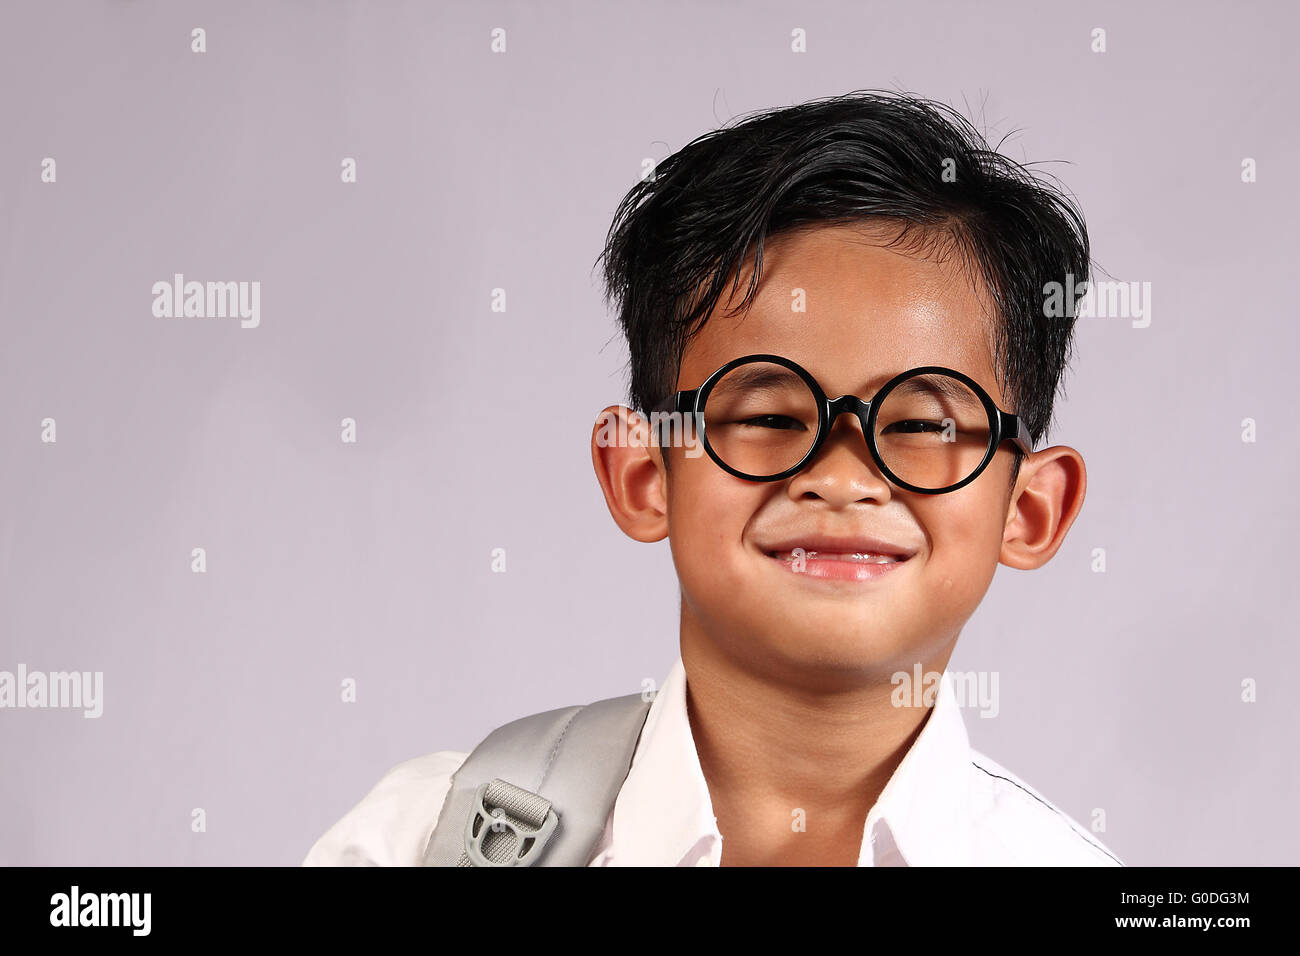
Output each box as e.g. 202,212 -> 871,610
765,552 -> 909,582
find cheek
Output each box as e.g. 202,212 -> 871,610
665,469 -> 759,590
921,494 -> 1007,598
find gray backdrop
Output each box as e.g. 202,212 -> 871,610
1,0 -> 1295,866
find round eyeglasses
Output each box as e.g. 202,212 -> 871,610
651,354 -> 1033,494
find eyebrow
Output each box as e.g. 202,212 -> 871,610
713,366 -> 806,393
884,373 -> 984,404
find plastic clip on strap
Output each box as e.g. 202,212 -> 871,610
458,778 -> 559,867
423,694 -> 654,867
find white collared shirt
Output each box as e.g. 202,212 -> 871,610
303,658 -> 1123,866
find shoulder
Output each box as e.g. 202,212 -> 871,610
966,749 -> 1124,866
302,750 -> 469,867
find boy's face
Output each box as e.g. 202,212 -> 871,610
659,223 -> 1025,682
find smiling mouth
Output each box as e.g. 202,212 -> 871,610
763,549 -> 911,581
765,549 -> 905,564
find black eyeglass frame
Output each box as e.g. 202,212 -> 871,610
651,353 -> 1034,495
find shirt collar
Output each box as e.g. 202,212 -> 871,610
609,657 -> 722,866
859,669 -> 973,866
609,658 -> 973,866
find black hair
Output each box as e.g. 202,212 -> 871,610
595,89 -> 1090,488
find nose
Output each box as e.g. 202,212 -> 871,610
785,395 -> 892,505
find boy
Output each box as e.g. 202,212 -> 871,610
304,90 -> 1122,866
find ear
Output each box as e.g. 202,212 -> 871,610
590,405 -> 670,544
999,445 -> 1087,570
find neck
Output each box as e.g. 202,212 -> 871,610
679,609 -> 957,864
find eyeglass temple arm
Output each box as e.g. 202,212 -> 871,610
999,411 -> 1034,456
651,391 -> 695,416
647,392 -> 697,447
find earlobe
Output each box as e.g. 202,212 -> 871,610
590,405 -> 671,544
999,446 -> 1087,571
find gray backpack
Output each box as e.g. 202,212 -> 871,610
422,693 -> 654,866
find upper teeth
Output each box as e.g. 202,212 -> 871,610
774,549 -> 898,564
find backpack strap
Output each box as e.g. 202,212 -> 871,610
422,692 -> 653,867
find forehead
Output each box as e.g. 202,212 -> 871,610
678,222 -> 1005,401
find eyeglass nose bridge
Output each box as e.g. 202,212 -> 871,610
824,393 -> 875,446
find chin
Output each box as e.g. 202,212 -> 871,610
737,616 -> 923,679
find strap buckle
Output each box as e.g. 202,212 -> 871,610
463,779 -> 559,867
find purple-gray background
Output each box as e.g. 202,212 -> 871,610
1,0 -> 1295,866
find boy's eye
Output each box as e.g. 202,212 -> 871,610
881,419 -> 945,434
736,415 -> 806,430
